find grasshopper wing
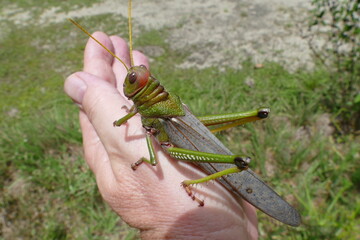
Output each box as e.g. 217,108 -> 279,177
161,105 -> 301,226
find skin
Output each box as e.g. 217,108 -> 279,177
64,32 -> 258,239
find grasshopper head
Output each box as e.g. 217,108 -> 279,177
123,65 -> 150,98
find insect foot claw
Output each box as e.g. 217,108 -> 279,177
131,159 -> 144,170
131,163 -> 138,170
181,182 -> 204,207
181,182 -> 192,196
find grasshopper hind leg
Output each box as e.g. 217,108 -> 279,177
181,165 -> 248,207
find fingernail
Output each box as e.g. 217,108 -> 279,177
64,73 -> 87,104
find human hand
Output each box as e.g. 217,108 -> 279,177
64,32 -> 258,239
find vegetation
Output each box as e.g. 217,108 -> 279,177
307,0 -> 360,134
1,0 -> 359,239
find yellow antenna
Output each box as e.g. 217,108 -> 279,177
68,18 -> 129,71
128,0 -> 134,66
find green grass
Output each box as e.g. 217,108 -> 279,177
1,1 -> 359,239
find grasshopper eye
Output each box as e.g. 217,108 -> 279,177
129,72 -> 137,84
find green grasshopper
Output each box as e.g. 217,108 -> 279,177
69,0 -> 300,227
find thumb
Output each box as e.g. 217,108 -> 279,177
64,71 -> 145,167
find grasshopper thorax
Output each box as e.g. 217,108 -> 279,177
123,65 -> 151,98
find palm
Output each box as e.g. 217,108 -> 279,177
65,32 -> 258,239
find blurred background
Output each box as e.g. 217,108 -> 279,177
1,0 -> 359,239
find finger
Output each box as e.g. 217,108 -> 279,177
65,71 -> 121,199
66,71 -> 146,164
242,201 -> 258,239
133,50 -> 149,69
64,72 -> 87,105
109,36 -> 131,92
84,32 -> 117,86
79,110 -> 121,189
110,35 -> 131,68
79,110 -> 110,172
109,36 -> 150,94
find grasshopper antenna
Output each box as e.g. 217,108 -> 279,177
68,18 -> 129,71
128,0 -> 134,66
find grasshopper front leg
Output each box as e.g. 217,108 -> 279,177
131,127 -> 157,170
113,108 -> 162,170
113,105 -> 138,127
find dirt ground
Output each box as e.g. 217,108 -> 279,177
3,0 -> 314,72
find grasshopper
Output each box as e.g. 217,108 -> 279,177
69,0 -> 300,227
